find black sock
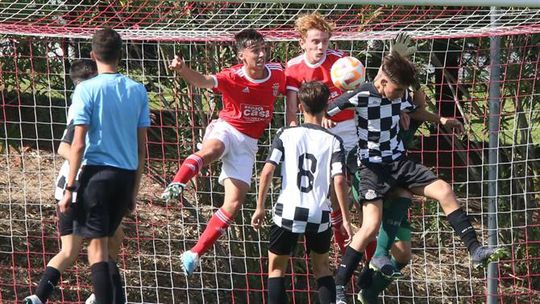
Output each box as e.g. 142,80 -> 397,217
268,277 -> 287,304
447,208 -> 480,253
317,276 -> 336,304
35,266 -> 61,303
335,245 -> 364,286
108,260 -> 125,304
91,262 -> 113,304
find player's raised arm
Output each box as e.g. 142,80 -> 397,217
169,55 -> 215,89
327,89 -> 371,117
252,162 -> 276,229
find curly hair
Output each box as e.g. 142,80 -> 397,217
295,12 -> 334,39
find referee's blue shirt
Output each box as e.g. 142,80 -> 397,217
71,73 -> 150,171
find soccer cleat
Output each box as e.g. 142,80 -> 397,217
471,246 -> 507,269
336,285 -> 347,304
356,265 -> 374,290
369,256 -> 404,279
23,295 -> 42,304
180,250 -> 199,276
85,294 -> 96,304
357,289 -> 378,304
161,182 -> 186,202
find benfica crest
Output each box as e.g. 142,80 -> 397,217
272,83 -> 280,97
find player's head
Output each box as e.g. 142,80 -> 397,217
69,59 -> 98,85
91,27 -> 122,65
295,13 -> 334,64
376,51 -> 417,100
298,81 -> 330,116
234,29 -> 267,70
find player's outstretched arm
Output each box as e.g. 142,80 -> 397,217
408,100 -> 464,133
169,55 -> 215,89
327,90 -> 372,118
333,174 -> 353,242
252,162 -> 276,229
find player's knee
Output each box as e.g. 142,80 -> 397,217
356,224 -> 379,243
393,249 -> 412,264
436,181 -> 457,204
58,245 -> 79,264
200,142 -> 225,161
224,200 -> 243,214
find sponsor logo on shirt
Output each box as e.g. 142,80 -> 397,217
242,87 -> 250,93
241,104 -> 271,121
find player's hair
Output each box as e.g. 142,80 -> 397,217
234,29 -> 265,52
381,51 -> 417,87
92,27 -> 122,64
295,12 -> 334,39
69,59 -> 97,84
298,81 -> 330,115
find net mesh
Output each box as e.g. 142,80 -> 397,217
1,2 -> 540,40
1,1 -> 540,304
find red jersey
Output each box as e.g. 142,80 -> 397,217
212,63 -> 286,139
285,49 -> 354,122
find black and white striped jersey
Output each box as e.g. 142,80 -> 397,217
267,123 -> 345,234
328,82 -> 417,163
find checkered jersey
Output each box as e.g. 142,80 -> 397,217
327,82 -> 417,163
267,123 -> 345,233
54,107 -> 79,201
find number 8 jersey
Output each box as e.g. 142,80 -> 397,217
266,123 -> 346,233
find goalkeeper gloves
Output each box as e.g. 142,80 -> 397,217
161,182 -> 185,202
390,32 -> 417,58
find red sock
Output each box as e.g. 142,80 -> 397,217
364,240 -> 377,263
331,209 -> 347,254
172,154 -> 204,184
192,208 -> 233,256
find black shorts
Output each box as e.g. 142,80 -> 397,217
358,157 -> 437,202
73,165 -> 136,238
268,224 -> 332,256
56,200 -> 76,236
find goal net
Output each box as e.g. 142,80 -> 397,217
1,1 -> 539,303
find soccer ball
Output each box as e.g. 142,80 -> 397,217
330,56 -> 366,91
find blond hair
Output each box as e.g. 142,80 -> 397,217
295,12 -> 334,39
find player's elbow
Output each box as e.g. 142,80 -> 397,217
57,142 -> 70,159
333,174 -> 347,190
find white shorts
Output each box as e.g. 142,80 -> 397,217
329,119 -> 358,152
203,119 -> 258,186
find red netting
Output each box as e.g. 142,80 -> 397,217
1,3 -> 540,304
1,2 -> 540,40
